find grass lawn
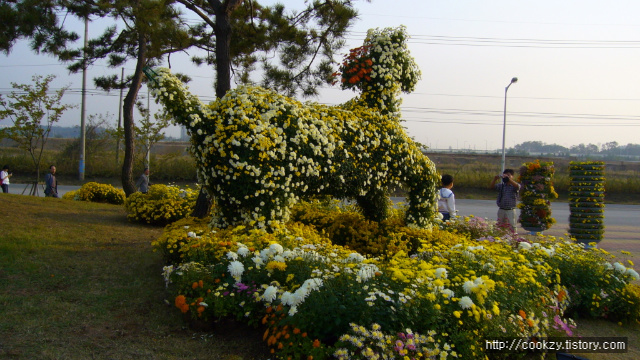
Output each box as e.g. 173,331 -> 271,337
0,194 -> 270,360
0,194 -> 637,359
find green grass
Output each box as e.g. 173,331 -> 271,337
1,194 -> 638,360
0,194 -> 269,360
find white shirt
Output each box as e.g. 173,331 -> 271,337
0,170 -> 9,185
437,188 -> 455,214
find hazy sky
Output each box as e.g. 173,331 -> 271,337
2,0 -> 639,151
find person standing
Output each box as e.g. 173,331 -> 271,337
135,167 -> 150,193
44,165 -> 59,198
438,174 -> 456,221
1,165 -> 11,193
490,169 -> 521,233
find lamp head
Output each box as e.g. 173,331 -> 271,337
511,77 -> 518,84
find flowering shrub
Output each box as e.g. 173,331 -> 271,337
152,216 -> 212,264
518,160 -> 558,231
156,202 -> 640,359
148,26 -> 439,230
61,182 -> 125,205
124,184 -> 198,225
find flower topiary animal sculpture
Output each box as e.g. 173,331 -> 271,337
149,26 -> 440,229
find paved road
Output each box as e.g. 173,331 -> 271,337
8,183 -> 639,249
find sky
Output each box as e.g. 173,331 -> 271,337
2,0 -> 640,151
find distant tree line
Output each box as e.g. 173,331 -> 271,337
510,141 -> 640,160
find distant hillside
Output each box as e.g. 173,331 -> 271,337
50,126 -> 81,139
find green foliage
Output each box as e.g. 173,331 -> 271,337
62,181 -> 125,205
124,184 -> 198,225
0,74 -> 75,182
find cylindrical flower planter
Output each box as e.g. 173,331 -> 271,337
518,160 -> 558,234
568,161 -> 606,244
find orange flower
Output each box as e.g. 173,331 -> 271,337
558,289 -> 567,302
174,295 -> 186,308
307,356 -> 314,360
312,339 -> 321,348
263,329 -> 269,341
519,310 -> 527,319
197,306 -> 205,317
180,304 -> 189,313
268,335 -> 277,346
198,280 -> 204,288
293,328 -> 301,334
302,332 -> 307,338
277,342 -> 283,349
192,282 -> 199,289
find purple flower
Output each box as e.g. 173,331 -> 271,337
553,315 -> 574,336
394,340 -> 404,352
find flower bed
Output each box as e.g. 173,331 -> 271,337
124,184 -> 198,225
568,161 -> 606,243
517,160 -> 558,232
62,181 -> 125,205
155,202 -> 640,359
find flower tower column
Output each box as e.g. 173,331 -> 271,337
518,160 -> 558,234
568,161 -> 606,246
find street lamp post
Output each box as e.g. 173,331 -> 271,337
500,77 -> 518,173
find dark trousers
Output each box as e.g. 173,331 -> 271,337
1,184 -> 8,193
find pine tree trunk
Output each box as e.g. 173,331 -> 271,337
122,36 -> 147,196
190,0 -> 240,217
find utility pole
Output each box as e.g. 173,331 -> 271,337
79,16 -> 88,181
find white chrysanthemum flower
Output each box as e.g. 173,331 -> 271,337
613,262 -> 627,273
237,247 -> 250,257
288,305 -> 298,316
441,289 -> 455,298
626,268 -> 640,281
187,231 -> 197,238
269,243 -> 284,254
459,296 -> 474,309
435,268 -> 448,279
199,302 -> 208,307
518,242 -> 532,250
280,291 -> 293,306
262,285 -> 278,303
357,264 -> 379,282
226,251 -> 238,260
228,261 -> 244,280
347,252 -> 365,263
463,280 -> 476,294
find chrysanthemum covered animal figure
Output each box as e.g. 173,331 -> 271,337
149,26 -> 440,229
